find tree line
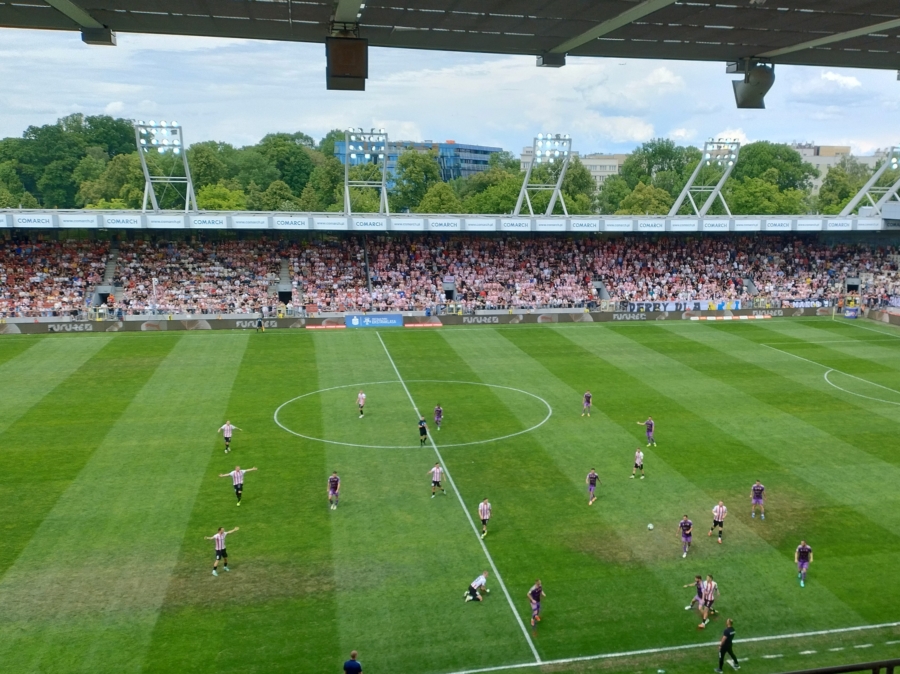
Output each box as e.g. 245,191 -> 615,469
0,114 -> 895,215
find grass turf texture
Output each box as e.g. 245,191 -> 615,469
0,318 -> 898,674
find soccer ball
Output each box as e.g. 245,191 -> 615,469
647,523 -> 654,530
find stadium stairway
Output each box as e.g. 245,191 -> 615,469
275,257 -> 292,299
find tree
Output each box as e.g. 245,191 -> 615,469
391,150 -> 441,212
304,157 -> 343,211
725,169 -> 807,215
197,182 -> 247,210
615,181 -> 673,215
461,175 -> 521,214
731,141 -> 817,192
488,150 -> 521,173
620,139 -> 699,191
596,174 -> 631,214
318,129 -> 345,159
416,182 -> 462,213
226,147 -> 279,191
257,133 -> 314,195
38,158 -> 79,207
817,157 -> 871,214
188,143 -> 228,189
258,180 -> 299,211
78,153 -> 146,209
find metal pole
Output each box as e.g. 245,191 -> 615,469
699,159 -> 738,216
840,154 -> 893,216
344,131 -> 352,215
514,159 -> 535,216
546,152 -> 571,216
669,156 -> 704,216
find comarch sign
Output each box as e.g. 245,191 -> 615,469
273,216 -> 308,229
500,218 -> 531,231
189,215 -> 226,229
637,219 -> 665,231
352,217 -> 387,231
102,214 -> 141,228
14,213 -> 53,227
570,218 -> 600,232
428,218 -> 461,231
344,314 -> 404,328
59,214 -> 99,228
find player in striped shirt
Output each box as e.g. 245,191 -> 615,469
464,570 -> 489,602
709,501 -> 727,543
631,449 -> 645,479
219,465 -> 258,506
478,498 -> 492,539
527,580 -> 546,626
434,405 -> 443,431
217,420 -> 242,454
684,575 -> 705,611
428,462 -> 446,498
637,416 -> 656,447
679,515 -> 693,558
205,526 -> 239,576
795,541 -> 813,587
328,471 -> 341,510
586,469 -> 600,505
698,574 -> 719,628
357,391 -> 366,419
751,480 -> 766,520
582,391 -> 592,417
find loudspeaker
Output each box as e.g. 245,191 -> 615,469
326,37 -> 368,91
733,64 -> 775,109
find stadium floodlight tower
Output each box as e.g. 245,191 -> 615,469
839,146 -> 900,216
514,133 -> 573,216
343,127 -> 389,214
134,120 -> 197,213
668,138 -> 741,216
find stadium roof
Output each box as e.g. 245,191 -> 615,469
2,0 -> 900,70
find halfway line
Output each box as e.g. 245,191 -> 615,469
375,331 -> 541,664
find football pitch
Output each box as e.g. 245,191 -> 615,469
1,318 -> 899,674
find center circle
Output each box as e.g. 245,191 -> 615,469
274,380 -> 553,449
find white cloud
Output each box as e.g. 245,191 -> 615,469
104,101 -> 125,115
713,128 -> 750,145
821,71 -> 862,89
668,128 -> 696,141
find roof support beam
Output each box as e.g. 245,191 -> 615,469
43,0 -> 117,44
549,0 -> 678,55
761,17 -> 900,58
333,0 -> 365,24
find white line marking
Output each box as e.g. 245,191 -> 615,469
273,380 -> 552,449
440,621 -> 900,674
846,321 -> 900,339
829,647 -> 845,652
800,650 -> 817,655
376,332 -> 541,665
854,644 -> 873,648
762,654 -> 783,659
824,370 -> 900,406
761,339 -> 900,345
886,640 -> 900,645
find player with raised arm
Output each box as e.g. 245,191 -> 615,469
205,526 -> 239,576
434,404 -> 443,431
631,448 -> 645,479
328,471 -> 341,510
428,462 -> 446,498
679,515 -> 693,558
637,416 -> 656,446
478,498 -> 492,539
418,416 -> 429,446
357,390 -> 366,419
699,574 -> 719,628
582,391 -> 592,417
218,420 -> 241,454
709,501 -> 727,543
795,540 -> 813,587
464,570 -> 489,602
751,480 -> 766,519
586,468 -> 600,505
684,575 -> 705,611
527,580 -> 546,626
219,465 -> 258,506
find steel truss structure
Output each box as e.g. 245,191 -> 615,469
514,134 -> 573,216
343,128 -> 389,215
840,146 -> 900,216
669,139 -> 741,217
134,120 -> 197,214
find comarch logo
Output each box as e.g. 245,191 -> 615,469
429,220 -> 460,229
16,216 -> 52,225
192,218 -> 225,226
106,217 -> 140,225
275,219 -> 306,227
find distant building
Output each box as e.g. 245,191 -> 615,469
791,143 -> 886,193
335,139 -> 502,183
520,147 -> 629,188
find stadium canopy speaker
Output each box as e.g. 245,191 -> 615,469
732,63 -> 775,109
326,37 -> 368,91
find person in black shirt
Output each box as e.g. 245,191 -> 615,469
715,618 -> 740,672
418,416 -> 429,446
343,650 -> 362,673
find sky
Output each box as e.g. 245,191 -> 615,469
0,27 -> 898,157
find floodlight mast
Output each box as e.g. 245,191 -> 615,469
514,133 -> 573,216
839,146 -> 900,216
134,120 -> 197,214
343,128 -> 389,214
669,138 -> 741,217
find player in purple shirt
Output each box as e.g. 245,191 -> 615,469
328,472 -> 340,510
527,580 -> 545,626
637,416 -> 656,446
586,469 -> 600,505
582,391 -> 592,417
795,541 -> 813,587
434,404 -> 443,431
679,515 -> 693,558
751,480 -> 766,520
684,575 -> 704,611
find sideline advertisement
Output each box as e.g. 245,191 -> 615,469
536,219 -> 567,232
314,217 -> 348,230
352,217 -> 387,231
148,215 -> 186,229
500,218 -> 531,232
569,218 -> 600,232
702,219 -> 730,232
427,218 -> 461,231
231,215 -> 269,229
670,219 -> 698,232
391,217 -> 425,231
189,215 -> 227,229
344,314 -> 404,328
603,219 -> 633,232
59,213 -> 100,228
273,216 -> 309,229
13,213 -> 54,227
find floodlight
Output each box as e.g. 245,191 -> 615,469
351,153 -> 357,159
537,133 -> 543,139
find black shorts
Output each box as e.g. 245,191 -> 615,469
216,549 -> 227,560
634,463 -> 643,469
420,428 -> 427,436
704,599 -> 715,610
224,436 -> 232,443
234,484 -> 243,493
432,480 -> 442,487
712,519 -> 723,528
468,585 -> 480,598
481,518 -> 489,526
358,404 -> 365,410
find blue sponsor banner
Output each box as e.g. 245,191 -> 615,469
345,314 -> 404,328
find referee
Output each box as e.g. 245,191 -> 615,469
715,618 -> 740,672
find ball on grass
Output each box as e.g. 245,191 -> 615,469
647,523 -> 654,531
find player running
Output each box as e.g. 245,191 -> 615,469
795,540 -> 813,587
751,480 -> 766,519
709,501 -> 727,543
357,390 -> 366,419
218,420 -> 242,454
679,515 -> 693,558
586,468 -> 600,505
637,416 -> 656,446
684,575 -> 705,611
582,391 -> 592,417
205,526 -> 239,576
428,462 -> 446,498
418,416 -> 429,446
478,498 -> 492,539
219,465 -> 258,506
699,574 -> 719,628
631,449 -> 645,479
527,580 -> 546,626
328,471 -> 341,510
434,404 -> 443,431
465,570 -> 490,602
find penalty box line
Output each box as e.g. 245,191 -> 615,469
441,620 -> 900,674
376,332 -> 542,665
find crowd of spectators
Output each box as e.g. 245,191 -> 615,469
1,235 -> 898,317
0,240 -> 108,317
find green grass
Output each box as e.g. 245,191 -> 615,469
0,318 -> 899,674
